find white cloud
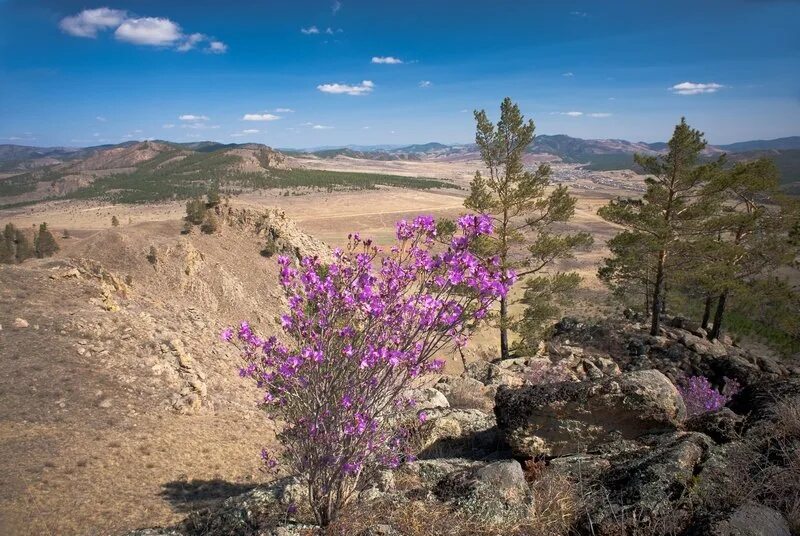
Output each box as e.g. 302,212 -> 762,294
243,113 -> 281,121
162,123 -> 176,129
182,123 -> 220,130
317,80 -> 374,96
177,32 -> 205,51
670,81 -> 725,95
301,26 -> 320,35
589,112 -> 612,118
207,41 -> 227,54
242,129 -> 259,134
332,1 -> 342,14
59,8 -> 127,38
312,124 -> 333,130
419,80 -> 432,88
60,9 -> 226,53
179,114 -> 209,121
562,72 -> 574,77
115,17 -> 183,46
371,56 -> 403,64
274,108 -> 294,113
96,115 -> 107,122
552,111 -> 584,116
570,11 -> 589,17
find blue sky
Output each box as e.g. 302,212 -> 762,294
1,0 -> 798,147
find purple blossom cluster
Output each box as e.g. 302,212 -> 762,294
676,375 -> 741,417
223,214 -> 511,525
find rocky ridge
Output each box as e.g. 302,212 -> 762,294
126,315 -> 800,535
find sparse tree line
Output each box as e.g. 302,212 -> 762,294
183,182 -> 222,234
597,119 -> 799,341
0,222 -> 60,264
462,99 -> 800,357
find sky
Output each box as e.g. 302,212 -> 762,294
0,0 -> 798,148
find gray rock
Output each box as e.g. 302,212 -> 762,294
415,408 -> 502,458
686,408 -> 743,443
710,502 -> 791,536
495,370 -> 686,457
405,387 -> 449,412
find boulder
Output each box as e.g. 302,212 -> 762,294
415,408 -> 502,459
405,387 -> 449,412
550,432 -> 713,535
434,460 -> 530,523
709,503 -> 791,536
13,318 -> 29,328
686,408 -> 744,443
729,377 -> 800,428
495,370 -> 686,457
463,360 -> 523,388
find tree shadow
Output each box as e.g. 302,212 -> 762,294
160,478 -> 258,513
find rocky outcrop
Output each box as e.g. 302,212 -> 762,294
495,370 -> 685,457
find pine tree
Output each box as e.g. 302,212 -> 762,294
0,225 -> 14,264
598,226 -> 659,312
700,159 -> 797,340
185,198 -> 206,225
34,222 -> 59,258
14,229 -> 33,263
598,118 -> 719,335
465,98 -> 592,357
200,213 -> 219,234
111,215 -> 119,227
206,181 -> 221,207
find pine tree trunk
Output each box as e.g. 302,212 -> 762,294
650,250 -> 667,336
709,290 -> 728,341
499,296 -> 509,359
701,294 -> 714,331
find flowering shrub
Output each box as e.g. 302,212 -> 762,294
224,214 -> 512,525
676,375 -> 741,417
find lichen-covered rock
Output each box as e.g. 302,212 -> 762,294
709,502 -> 791,536
551,432 -> 713,535
415,408 -> 502,458
434,460 -> 530,523
495,370 -> 686,457
686,408 -> 744,443
404,387 -> 449,412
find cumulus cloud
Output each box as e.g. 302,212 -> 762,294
301,26 -> 320,34
371,56 -> 403,64
179,114 -> 209,121
562,72 -> 574,77
317,80 -> 374,95
242,113 -> 281,121
670,81 -> 725,95
312,124 -> 333,129
59,8 -> 226,53
419,80 -> 432,88
59,8 -> 127,38
207,41 -> 227,53
115,17 -> 182,46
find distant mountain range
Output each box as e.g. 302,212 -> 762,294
1,135 -> 798,205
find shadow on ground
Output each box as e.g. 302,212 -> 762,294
161,479 -> 258,512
